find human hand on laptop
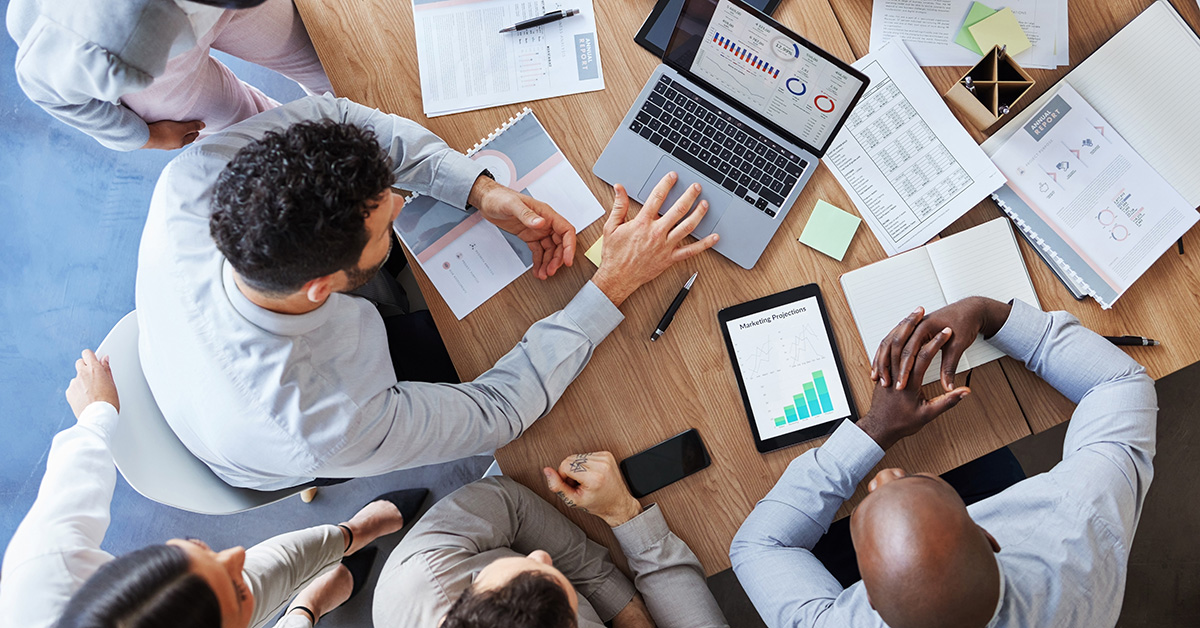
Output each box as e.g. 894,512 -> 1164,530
591,172 -> 720,307
469,175 -> 577,280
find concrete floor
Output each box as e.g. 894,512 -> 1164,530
706,359 -> 1200,628
2,5 -> 1196,626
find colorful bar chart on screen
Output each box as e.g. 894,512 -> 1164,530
771,370 -> 836,427
713,32 -> 782,78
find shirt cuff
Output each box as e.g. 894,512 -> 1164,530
809,420 -> 886,480
78,401 -> 119,442
562,281 -> 625,345
611,504 -> 670,554
430,151 -> 487,209
988,298 -> 1056,364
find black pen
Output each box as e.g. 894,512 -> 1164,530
1104,335 -> 1160,346
651,272 -> 697,342
499,9 -> 579,33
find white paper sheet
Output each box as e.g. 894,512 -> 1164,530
394,110 -> 603,318
989,84 -> 1198,307
868,0 -> 1065,69
413,0 -> 604,117
822,40 -> 1006,255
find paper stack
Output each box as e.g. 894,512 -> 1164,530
870,0 -> 1069,69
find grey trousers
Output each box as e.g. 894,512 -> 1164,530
244,524 -> 346,628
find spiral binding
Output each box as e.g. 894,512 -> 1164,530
991,192 -> 1114,309
405,107 -> 534,204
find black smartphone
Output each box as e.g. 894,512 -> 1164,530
619,429 -> 711,498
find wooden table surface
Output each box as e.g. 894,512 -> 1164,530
295,0 -> 1200,574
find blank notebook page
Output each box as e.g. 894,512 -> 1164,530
927,217 -> 1041,371
840,248 -> 949,383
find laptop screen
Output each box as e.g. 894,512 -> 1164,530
663,0 -> 867,156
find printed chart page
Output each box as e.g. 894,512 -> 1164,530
990,84 -> 1197,308
724,297 -> 853,440
690,0 -> 863,149
394,110 -> 603,318
869,0 -> 1061,69
413,0 -> 603,117
824,40 -> 1005,255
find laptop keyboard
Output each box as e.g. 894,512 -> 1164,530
629,75 -> 808,218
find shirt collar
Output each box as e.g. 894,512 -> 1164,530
223,260 -> 334,336
984,559 -> 1007,628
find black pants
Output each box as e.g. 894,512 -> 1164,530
810,446 -> 1027,588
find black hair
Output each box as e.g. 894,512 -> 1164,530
209,119 -> 396,296
55,544 -> 221,628
441,571 -> 578,628
187,0 -> 270,8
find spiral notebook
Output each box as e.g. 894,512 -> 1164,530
981,0 -> 1200,308
393,108 -> 604,319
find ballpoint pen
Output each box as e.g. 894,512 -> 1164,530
499,9 -> 579,33
651,272 -> 698,342
1104,335 -> 1160,346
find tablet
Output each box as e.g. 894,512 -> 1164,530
634,0 -> 782,58
718,284 -> 858,453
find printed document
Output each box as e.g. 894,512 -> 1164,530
413,0 -> 604,117
823,40 -> 1005,255
869,0 -> 1063,69
990,84 -> 1198,307
395,110 -> 603,318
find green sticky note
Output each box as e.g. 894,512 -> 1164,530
955,2 -> 997,55
798,200 -> 860,261
968,7 -> 1032,56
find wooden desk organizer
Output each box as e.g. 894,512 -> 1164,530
944,45 -> 1035,131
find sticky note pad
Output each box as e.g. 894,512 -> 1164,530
955,2 -> 997,54
798,200 -> 860,261
968,8 -> 1032,56
584,236 -> 604,267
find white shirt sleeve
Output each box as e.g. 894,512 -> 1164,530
0,402 -> 121,628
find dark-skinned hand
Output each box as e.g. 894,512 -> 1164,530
858,315 -> 972,450
871,297 -> 1013,392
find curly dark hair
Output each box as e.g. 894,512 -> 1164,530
441,571 -> 578,628
55,544 -> 220,628
210,119 -> 396,296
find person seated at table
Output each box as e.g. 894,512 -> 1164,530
6,0 -> 333,151
0,349 -> 429,628
372,452 -> 729,628
730,296 -> 1157,628
136,92 -> 720,490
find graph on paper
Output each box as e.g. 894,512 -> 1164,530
725,296 -> 852,439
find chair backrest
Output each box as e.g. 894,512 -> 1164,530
98,311 -> 301,514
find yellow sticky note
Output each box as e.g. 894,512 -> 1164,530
584,236 -> 604,267
968,8 -> 1032,56
798,200 -> 860,261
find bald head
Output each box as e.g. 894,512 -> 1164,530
850,473 -> 1000,628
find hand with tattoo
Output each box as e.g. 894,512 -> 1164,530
543,451 -> 643,527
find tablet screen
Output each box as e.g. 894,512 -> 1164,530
723,294 -> 853,440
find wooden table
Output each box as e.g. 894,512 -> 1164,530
295,0 -> 1199,574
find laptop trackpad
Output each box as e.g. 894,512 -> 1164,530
637,156 -> 730,238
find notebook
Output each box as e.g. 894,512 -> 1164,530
981,0 -> 1200,307
840,217 -> 1040,384
393,109 -> 603,319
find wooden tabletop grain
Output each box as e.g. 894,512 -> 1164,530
294,0 -> 1200,573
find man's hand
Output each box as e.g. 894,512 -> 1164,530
66,350 -> 120,418
468,176 -> 576,280
871,297 -> 1012,391
142,120 -> 205,150
591,174 -> 719,306
858,318 -> 971,450
543,451 -> 643,528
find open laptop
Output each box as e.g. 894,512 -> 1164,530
593,0 -> 869,269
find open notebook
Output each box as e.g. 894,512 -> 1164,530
840,217 -> 1040,384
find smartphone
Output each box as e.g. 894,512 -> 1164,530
619,429 -> 711,498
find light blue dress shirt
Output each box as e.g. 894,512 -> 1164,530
135,94 -> 625,490
730,300 -> 1157,628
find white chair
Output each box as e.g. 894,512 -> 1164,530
97,311 -> 304,514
